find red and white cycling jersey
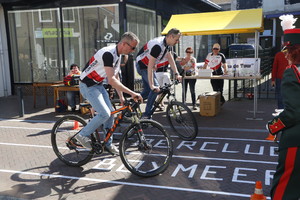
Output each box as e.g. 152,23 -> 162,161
204,52 -> 226,75
80,45 -> 120,87
136,36 -> 169,69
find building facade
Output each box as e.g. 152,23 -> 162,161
0,0 -> 220,97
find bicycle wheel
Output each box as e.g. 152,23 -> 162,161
51,114 -> 94,167
166,101 -> 198,141
119,119 -> 172,177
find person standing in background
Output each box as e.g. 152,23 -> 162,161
66,64 -> 81,112
203,43 -> 228,105
180,47 -> 197,110
271,51 -> 289,109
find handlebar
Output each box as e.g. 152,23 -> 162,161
123,98 -> 141,109
157,80 -> 179,95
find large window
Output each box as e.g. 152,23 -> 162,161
8,4 -> 119,83
126,5 -> 156,54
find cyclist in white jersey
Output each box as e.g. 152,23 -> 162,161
76,32 -> 143,155
135,28 -> 182,118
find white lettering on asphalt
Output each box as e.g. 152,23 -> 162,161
171,164 -> 198,178
222,143 -> 239,153
93,158 -> 116,171
175,141 -> 277,157
232,168 -> 257,184
244,144 -> 264,155
95,159 -> 275,186
265,170 -> 275,186
199,142 -> 219,152
153,139 -> 168,148
200,165 -> 226,181
176,141 -> 197,150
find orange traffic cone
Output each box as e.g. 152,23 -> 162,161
250,181 -> 267,200
265,133 -> 275,141
72,120 -> 80,130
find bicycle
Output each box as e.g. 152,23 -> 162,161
150,80 -> 198,141
51,99 -> 173,177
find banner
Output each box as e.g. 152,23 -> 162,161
226,58 -> 260,77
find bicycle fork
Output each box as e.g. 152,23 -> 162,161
134,120 -> 152,151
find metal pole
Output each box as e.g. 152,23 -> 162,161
17,87 -> 24,117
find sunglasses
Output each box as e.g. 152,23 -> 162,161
125,42 -> 136,50
213,48 -> 220,50
186,51 -> 193,54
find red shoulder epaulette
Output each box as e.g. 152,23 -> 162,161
269,118 -> 286,134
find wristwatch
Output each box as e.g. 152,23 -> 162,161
174,73 -> 179,76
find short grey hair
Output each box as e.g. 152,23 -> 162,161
166,28 -> 181,37
120,32 -> 140,43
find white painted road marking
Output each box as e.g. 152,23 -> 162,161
0,169 -> 271,199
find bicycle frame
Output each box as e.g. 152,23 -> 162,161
102,101 -> 140,145
149,82 -> 176,116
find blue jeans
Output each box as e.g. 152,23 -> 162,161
136,62 -> 159,118
79,82 -> 114,147
275,78 -> 284,109
66,91 -> 77,109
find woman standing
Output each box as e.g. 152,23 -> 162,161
267,25 -> 300,199
180,47 -> 197,110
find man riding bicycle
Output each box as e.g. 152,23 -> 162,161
76,32 -> 143,155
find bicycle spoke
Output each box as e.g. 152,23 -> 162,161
119,120 -> 172,177
51,115 -> 94,167
167,102 -> 198,140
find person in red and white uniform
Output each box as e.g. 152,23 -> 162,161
76,32 -> 143,155
267,16 -> 300,200
203,43 -> 228,105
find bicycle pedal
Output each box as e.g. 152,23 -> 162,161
93,142 -> 104,154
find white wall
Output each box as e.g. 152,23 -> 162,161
0,5 -> 11,97
263,0 -> 285,13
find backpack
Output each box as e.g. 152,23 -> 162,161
55,99 -> 67,113
64,75 -> 80,86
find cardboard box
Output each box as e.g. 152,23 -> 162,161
199,92 -> 220,116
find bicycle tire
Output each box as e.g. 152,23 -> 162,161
119,119 -> 172,177
166,101 -> 198,141
51,114 -> 94,167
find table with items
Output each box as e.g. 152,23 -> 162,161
51,84 -> 83,111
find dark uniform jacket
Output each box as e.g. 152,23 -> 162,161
269,64 -> 300,149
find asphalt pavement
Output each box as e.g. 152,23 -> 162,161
0,80 -> 278,200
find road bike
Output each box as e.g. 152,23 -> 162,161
150,81 -> 198,141
51,99 -> 172,177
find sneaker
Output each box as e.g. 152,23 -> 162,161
105,144 -> 119,155
75,134 -> 92,149
192,105 -> 197,110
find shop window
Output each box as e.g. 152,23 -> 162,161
62,8 -> 75,23
39,9 -> 53,23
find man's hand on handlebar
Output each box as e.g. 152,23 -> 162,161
151,85 -> 160,93
131,92 -> 143,103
